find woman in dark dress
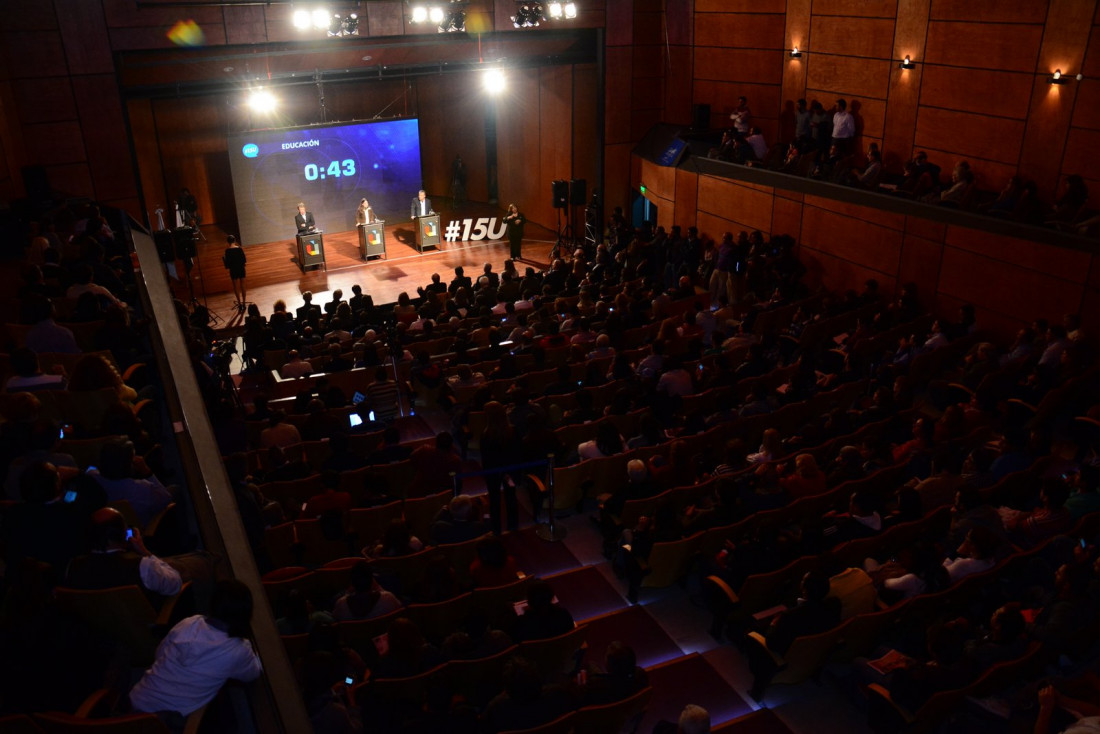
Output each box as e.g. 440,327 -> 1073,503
503,203 -> 525,260
223,235 -> 247,311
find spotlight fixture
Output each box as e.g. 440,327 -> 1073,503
899,55 -> 916,69
327,13 -> 344,35
410,5 -> 428,22
439,9 -> 465,32
311,8 -> 330,29
789,46 -> 802,58
483,69 -> 506,95
247,89 -> 276,113
512,2 -> 544,28
548,1 -> 563,18
1050,69 -> 1070,85
342,13 -> 358,35
564,1 -> 577,17
291,8 -> 311,29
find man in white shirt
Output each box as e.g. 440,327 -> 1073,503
831,98 -> 856,154
942,527 -> 998,583
280,350 -> 313,379
130,580 -> 263,717
729,96 -> 751,135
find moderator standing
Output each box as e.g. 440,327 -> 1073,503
503,203 -> 525,260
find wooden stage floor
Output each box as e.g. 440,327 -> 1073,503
166,202 -> 562,331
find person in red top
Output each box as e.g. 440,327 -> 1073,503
779,453 -> 828,499
408,431 -> 463,497
469,534 -> 521,588
303,471 -> 353,517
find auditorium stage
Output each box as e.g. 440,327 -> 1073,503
165,202 -> 563,331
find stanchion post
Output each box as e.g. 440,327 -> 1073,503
535,453 -> 566,541
450,471 -> 460,498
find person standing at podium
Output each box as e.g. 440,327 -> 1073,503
503,203 -> 525,260
356,198 -> 375,226
295,202 -> 316,233
410,190 -> 434,219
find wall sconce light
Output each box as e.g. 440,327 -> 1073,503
1050,69 -> 1070,84
899,55 -> 916,70
789,47 -> 803,58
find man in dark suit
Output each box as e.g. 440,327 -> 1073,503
294,202 -> 316,233
295,291 -> 321,327
410,189 -> 434,219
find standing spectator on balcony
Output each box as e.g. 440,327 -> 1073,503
729,96 -> 752,135
831,98 -> 855,154
809,100 -> 832,156
794,98 -> 812,150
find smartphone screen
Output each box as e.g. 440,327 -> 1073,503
63,490 -> 77,503
349,413 -> 363,428
125,528 -> 134,541
344,676 -> 354,686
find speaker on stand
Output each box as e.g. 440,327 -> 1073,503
551,180 -> 570,259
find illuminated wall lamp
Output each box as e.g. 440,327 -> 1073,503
1049,69 -> 1083,84
789,47 -> 803,58
899,55 -> 916,70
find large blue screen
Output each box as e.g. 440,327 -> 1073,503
227,118 -> 423,245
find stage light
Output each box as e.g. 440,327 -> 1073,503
564,2 -> 577,18
311,8 -> 329,29
439,10 -> 465,32
343,13 -> 359,35
328,13 -> 344,35
411,5 -> 428,22
548,1 -> 563,17
512,3 -> 543,28
429,6 -> 445,23
247,89 -> 276,113
483,69 -> 506,95
291,8 -> 312,29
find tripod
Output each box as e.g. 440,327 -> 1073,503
182,231 -> 222,326
551,207 -> 574,261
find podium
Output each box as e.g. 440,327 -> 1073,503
358,221 -> 386,260
295,231 -> 326,272
414,213 -> 440,253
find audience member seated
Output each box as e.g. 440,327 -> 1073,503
576,640 -> 649,706
89,437 -> 173,527
481,655 -> 575,734
469,534 -> 521,588
65,506 -> 182,597
430,494 -> 489,545
280,350 -> 313,379
408,431 -> 463,496
372,617 -> 443,679
513,580 -> 575,642
942,526 -> 999,583
370,518 -> 424,558
3,347 -> 66,393
332,561 -> 402,621
260,410 -> 302,450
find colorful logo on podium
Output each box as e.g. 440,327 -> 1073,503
423,221 -> 437,237
368,232 -> 380,245
305,242 -> 320,256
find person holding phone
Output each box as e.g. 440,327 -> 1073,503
65,506 -> 182,597
503,203 -> 525,259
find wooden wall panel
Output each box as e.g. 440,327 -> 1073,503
606,0 -> 634,45
771,195 -> 803,236
127,98 -> 165,229
663,46 -> 694,126
224,6 -> 269,45
800,248 -> 898,296
944,225 -> 1091,284
905,216 -> 946,241
23,121 -> 86,166
697,175 -> 774,234
806,56 -> 891,99
914,107 -> 1025,165
366,2 -> 405,37
1071,83 -> 1100,130
12,78 -> 77,124
1019,79 -> 1079,199
694,48 -> 783,83
572,65 -> 600,201
58,1 -> 114,74
605,47 -> 633,145
416,75 -> 486,206
72,75 -> 137,202
936,248 -> 1083,324
929,0 -> 1048,23
2,33 -> 69,79
918,68 -> 1031,118
666,0 -> 693,45
899,233 -> 943,301
812,0 -> 898,17
1036,0 -> 1096,73
6,0 -> 59,31
1061,127 -> 1100,191
881,0 -> 930,172
109,25 -> 229,51
695,14 -> 786,48
674,167 -> 699,231
780,0 -> 812,143
696,211 -> 744,242
799,205 -> 902,275
604,143 -> 633,222
634,11 -> 665,46
809,17 -> 895,59
693,80 -> 781,130
924,22 -> 1043,72
695,0 -> 784,12
48,162 -> 95,198
917,147 -> 1018,191
804,195 -> 905,230
639,159 -> 677,202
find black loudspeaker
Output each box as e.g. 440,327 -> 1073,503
22,165 -> 50,202
551,180 -> 569,209
154,230 -> 175,263
569,179 -> 587,206
173,227 -> 196,259
691,103 -> 711,131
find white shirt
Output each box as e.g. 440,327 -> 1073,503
832,110 -> 855,139
882,573 -> 925,599
130,615 -> 262,716
88,548 -> 183,596
942,556 -> 994,583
